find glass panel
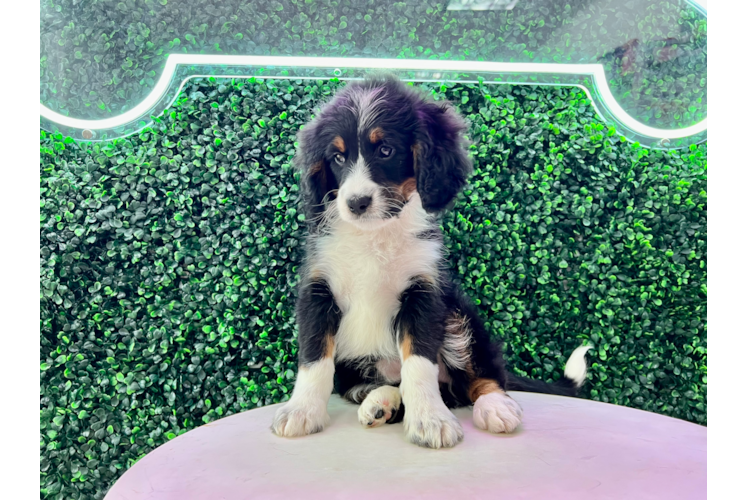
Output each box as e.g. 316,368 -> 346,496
40,0 -> 706,148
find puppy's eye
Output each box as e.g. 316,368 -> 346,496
379,146 -> 394,158
333,153 -> 346,165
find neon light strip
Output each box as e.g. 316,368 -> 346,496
39,54 -> 707,140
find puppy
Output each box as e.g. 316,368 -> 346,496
271,75 -> 590,448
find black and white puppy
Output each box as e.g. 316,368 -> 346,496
271,75 -> 590,448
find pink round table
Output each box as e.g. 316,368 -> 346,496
104,392 -> 706,500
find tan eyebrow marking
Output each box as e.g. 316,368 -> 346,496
369,127 -> 384,143
333,136 -> 346,153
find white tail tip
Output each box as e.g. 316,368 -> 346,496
564,345 -> 592,388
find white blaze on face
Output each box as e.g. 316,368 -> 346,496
333,85 -> 396,227
336,158 -> 381,223
346,86 -> 387,135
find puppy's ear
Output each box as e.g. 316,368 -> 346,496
414,100 -> 473,213
294,121 -> 338,225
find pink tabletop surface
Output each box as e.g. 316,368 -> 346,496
104,392 -> 706,500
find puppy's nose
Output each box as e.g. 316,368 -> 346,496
347,195 -> 372,215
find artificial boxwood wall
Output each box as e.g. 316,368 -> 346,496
40,79 -> 707,499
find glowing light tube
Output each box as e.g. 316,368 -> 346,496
40,54 -> 706,141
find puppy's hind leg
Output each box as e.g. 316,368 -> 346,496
470,379 -> 523,434
358,385 -> 403,428
441,308 -> 523,434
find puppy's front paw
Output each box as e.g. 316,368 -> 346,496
472,392 -> 523,434
271,400 -> 330,437
404,403 -> 464,449
358,385 -> 402,428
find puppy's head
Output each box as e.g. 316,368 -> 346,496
295,76 -> 472,230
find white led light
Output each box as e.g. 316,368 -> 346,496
39,54 -> 706,141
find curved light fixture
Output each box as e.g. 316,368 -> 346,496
40,54 -> 706,144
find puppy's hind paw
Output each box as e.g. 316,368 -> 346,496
472,392 -> 523,434
358,385 -> 402,428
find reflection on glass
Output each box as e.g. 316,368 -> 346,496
40,0 -> 706,147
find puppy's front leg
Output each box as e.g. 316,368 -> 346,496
272,279 -> 341,437
396,277 -> 464,449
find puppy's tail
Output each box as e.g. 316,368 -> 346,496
505,345 -> 592,397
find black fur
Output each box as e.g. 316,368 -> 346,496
393,277 -> 447,363
296,279 -> 342,365
295,122 -> 340,227
414,100 -> 473,212
505,373 -> 580,396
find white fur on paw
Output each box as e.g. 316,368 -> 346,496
271,400 -> 330,437
404,403 -> 464,449
358,386 -> 401,428
472,392 -> 523,434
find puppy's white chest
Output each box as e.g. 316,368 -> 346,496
328,230 -> 417,306
314,219 -> 440,361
